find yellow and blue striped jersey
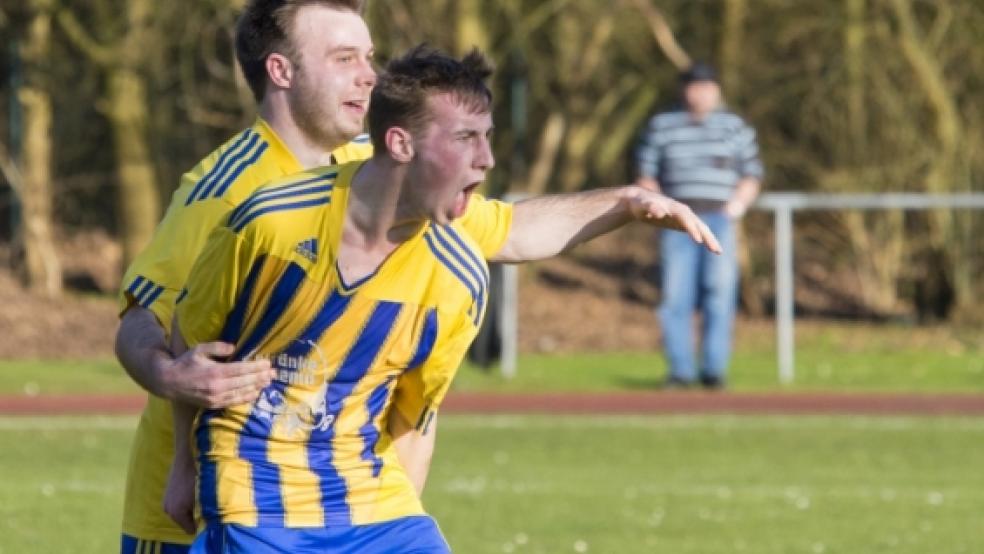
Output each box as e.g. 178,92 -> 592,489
118,119 -> 372,543
175,161 -> 512,527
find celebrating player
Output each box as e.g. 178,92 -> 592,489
165,45 -> 719,553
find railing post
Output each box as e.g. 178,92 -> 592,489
499,263 -> 519,378
774,204 -> 795,384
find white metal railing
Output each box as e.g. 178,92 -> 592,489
498,192 -> 984,382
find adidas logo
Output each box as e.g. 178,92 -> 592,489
295,238 -> 318,263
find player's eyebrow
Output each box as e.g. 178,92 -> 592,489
326,45 -> 371,56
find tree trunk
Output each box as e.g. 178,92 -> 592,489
455,0 -> 489,54
524,112 -> 566,195
719,0 -> 746,98
58,0 -> 162,268
890,0 -> 970,319
107,68 -> 161,266
18,6 -> 62,297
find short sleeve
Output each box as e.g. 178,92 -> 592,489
117,187 -> 238,329
455,194 -> 514,259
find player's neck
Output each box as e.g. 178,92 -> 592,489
347,159 -> 424,247
259,101 -> 337,169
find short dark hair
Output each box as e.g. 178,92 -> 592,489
679,62 -> 718,85
368,44 -> 494,154
235,0 -> 363,102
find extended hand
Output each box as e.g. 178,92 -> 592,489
161,342 -> 275,409
626,188 -> 722,254
163,457 -> 198,535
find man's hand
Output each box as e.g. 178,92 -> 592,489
624,187 -> 722,254
117,307 -> 276,408
163,453 -> 198,535
162,341 -> 275,409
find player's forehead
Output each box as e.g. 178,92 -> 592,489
288,5 -> 373,53
425,93 -> 492,132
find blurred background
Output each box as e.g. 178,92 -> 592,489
1,0 -> 982,362
0,2 -> 982,551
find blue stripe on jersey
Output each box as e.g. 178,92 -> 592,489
176,288 -> 188,305
352,133 -> 370,144
232,262 -> 308,526
218,255 -> 267,345
232,197 -> 331,234
186,130 -> 254,205
406,308 -> 438,371
433,225 -> 489,315
228,174 -> 335,230
133,279 -> 156,305
309,301 -> 404,525
440,224 -> 490,284
126,275 -> 145,295
194,133 -> 265,202
196,408 -> 221,521
426,228 -> 485,324
205,142 -> 270,200
140,285 -> 165,308
359,376 -> 395,478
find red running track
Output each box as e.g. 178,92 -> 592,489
1,391 -> 983,416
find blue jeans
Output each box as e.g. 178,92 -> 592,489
658,211 -> 739,382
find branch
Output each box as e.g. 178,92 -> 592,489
0,142 -> 23,199
56,8 -> 113,66
621,0 -> 691,70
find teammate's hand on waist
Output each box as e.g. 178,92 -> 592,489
160,341 -> 275,409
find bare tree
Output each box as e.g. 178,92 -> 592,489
57,0 -> 162,268
6,1 -> 63,297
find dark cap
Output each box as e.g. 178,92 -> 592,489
679,62 -> 718,85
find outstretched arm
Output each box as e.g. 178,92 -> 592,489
115,306 -> 274,408
491,185 -> 721,263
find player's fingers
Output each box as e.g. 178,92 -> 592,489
220,383 -> 264,407
193,341 -> 236,359
215,358 -> 274,379
703,224 -> 723,254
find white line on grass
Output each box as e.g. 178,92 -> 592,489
437,414 -> 984,432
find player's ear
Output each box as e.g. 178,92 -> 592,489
385,127 -> 414,163
266,52 -> 294,90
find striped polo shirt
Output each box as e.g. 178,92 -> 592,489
636,108 -> 763,205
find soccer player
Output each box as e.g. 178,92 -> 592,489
114,1 -> 375,552
165,45 -> 720,553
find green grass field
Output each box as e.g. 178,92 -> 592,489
2,414 -> 981,553
1,321 -> 981,396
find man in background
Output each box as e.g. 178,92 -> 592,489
636,62 -> 763,389
114,1 -> 374,552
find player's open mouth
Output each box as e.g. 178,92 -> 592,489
452,182 -> 481,218
343,100 -> 367,114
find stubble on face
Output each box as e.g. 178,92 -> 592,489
285,7 -> 373,151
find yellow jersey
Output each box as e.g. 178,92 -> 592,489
175,161 -> 512,527
118,119 -> 373,543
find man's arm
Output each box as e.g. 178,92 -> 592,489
115,306 -> 274,408
634,176 -> 662,193
724,176 -> 761,219
162,326 -> 202,535
387,409 -> 436,495
491,185 -> 721,263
